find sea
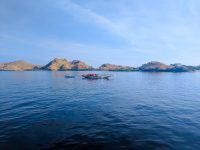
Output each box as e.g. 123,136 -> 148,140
0,71 -> 200,150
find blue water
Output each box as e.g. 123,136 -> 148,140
0,71 -> 200,150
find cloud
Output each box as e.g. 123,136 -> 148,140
60,0 -> 139,46
1,0 -> 200,65
60,0 -> 200,55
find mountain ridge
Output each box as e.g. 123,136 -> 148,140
0,59 -> 199,72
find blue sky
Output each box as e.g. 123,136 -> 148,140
1,0 -> 200,67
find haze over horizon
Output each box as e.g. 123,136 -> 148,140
1,0 -> 200,67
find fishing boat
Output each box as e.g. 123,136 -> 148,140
65,75 -> 75,78
82,74 -> 111,80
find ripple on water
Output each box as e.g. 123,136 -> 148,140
0,71 -> 200,150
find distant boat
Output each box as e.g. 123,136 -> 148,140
65,75 -> 75,78
82,74 -> 111,80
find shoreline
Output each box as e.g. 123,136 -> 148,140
1,70 -> 199,73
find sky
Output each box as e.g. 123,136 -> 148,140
1,0 -> 200,67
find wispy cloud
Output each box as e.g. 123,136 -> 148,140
1,0 -> 200,65
60,0 -> 139,46
60,0 -> 200,55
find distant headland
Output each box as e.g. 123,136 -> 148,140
0,58 -> 200,72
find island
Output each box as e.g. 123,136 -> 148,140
99,64 -> 137,71
41,58 -> 93,71
0,58 -> 199,72
140,61 -> 197,72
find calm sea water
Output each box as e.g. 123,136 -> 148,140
0,71 -> 200,150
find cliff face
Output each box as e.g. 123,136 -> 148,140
0,61 -> 39,71
139,61 -> 172,72
71,60 -> 93,70
99,63 -> 136,71
42,58 -> 93,71
42,58 -> 72,71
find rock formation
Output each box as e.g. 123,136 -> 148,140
195,65 -> 200,70
41,58 -> 72,71
0,60 -> 39,71
71,60 -> 93,70
140,62 -> 195,72
42,58 -> 93,71
99,63 -> 136,71
0,59 -> 198,72
139,61 -> 172,72
170,64 -> 195,72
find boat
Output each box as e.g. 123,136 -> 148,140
81,74 -> 111,80
65,75 -> 75,78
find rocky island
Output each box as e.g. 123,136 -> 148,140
41,58 -> 93,71
140,61 -> 196,72
0,60 -> 40,71
71,60 -> 93,70
139,61 -> 172,72
99,63 -> 137,71
0,59 -> 199,72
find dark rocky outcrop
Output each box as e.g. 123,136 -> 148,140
170,64 -> 195,72
99,63 -> 137,71
194,65 -> 200,70
0,60 -> 39,71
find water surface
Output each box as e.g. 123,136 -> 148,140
0,71 -> 200,150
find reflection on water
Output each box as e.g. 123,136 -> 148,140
0,71 -> 200,150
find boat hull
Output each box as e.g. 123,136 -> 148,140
82,75 -> 110,80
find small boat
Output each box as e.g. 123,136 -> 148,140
65,75 -> 75,78
82,74 -> 111,80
